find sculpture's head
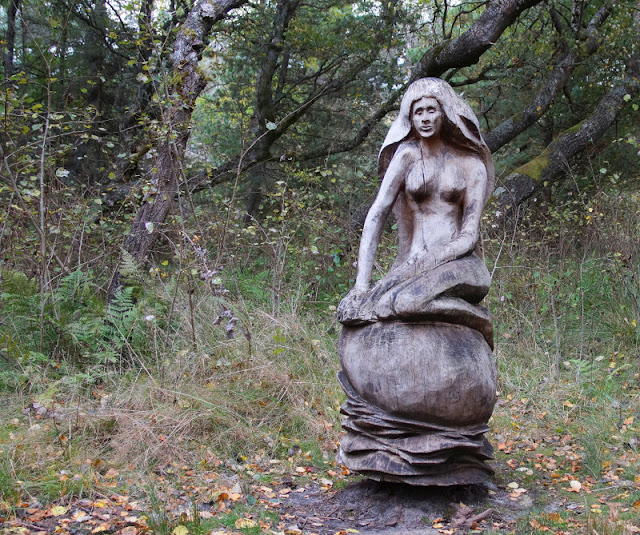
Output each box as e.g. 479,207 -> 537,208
379,77 -> 494,203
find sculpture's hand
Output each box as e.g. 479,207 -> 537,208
337,286 -> 372,325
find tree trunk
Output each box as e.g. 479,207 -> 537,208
108,0 -> 248,300
3,0 -> 19,80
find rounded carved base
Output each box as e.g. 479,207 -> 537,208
338,320 -> 497,486
339,321 -> 496,426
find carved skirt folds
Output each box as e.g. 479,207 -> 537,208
338,253 -> 493,348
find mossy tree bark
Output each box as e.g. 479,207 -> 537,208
495,0 -> 639,209
495,81 -> 640,209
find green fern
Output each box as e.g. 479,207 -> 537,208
119,249 -> 142,281
0,269 -> 39,297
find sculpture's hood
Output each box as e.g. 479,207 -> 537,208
378,77 -> 495,203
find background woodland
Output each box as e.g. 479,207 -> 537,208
1,0 -> 640,533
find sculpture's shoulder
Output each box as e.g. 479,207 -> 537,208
382,141 -> 421,181
392,141 -> 422,162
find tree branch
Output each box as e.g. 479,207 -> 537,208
410,0 -> 545,81
484,2 -> 612,152
494,77 -> 639,209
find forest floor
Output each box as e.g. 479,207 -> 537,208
4,455 -> 640,535
4,398 -> 640,535
1,459 -> 561,535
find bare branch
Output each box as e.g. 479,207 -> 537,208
410,0 -> 545,81
484,2 -> 612,152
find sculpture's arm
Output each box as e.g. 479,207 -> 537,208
353,152 -> 408,292
434,160 -> 487,266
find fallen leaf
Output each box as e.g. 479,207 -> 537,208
92,523 -> 113,533
28,510 -> 49,521
51,505 -> 68,516
172,526 -> 189,535
235,518 -> 257,529
72,510 -> 92,522
548,512 -> 562,523
569,480 -> 582,492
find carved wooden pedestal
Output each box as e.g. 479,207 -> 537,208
337,321 -> 497,486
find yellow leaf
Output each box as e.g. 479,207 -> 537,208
51,505 -> 68,516
235,518 -> 257,529
172,526 -> 189,535
563,400 -> 575,408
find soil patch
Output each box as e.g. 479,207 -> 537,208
280,478 -> 535,534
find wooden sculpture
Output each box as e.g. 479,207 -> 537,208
337,77 -> 496,486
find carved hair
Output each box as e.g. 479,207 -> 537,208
378,78 -> 495,203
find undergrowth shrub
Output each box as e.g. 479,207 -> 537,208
0,268 -> 153,390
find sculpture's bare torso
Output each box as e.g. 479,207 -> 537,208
392,142 -> 485,266
344,96 -> 488,311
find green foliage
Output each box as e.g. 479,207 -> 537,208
0,268 -> 150,388
145,487 -> 179,535
0,453 -> 20,505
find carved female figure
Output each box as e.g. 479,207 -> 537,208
338,78 -> 494,344
336,78 -> 496,486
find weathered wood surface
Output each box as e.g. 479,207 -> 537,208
340,322 -> 496,425
336,78 -> 497,485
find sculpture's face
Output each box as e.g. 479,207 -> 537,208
411,97 -> 442,139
